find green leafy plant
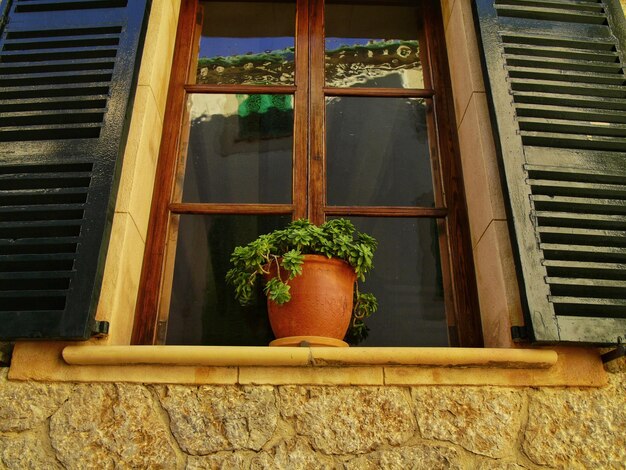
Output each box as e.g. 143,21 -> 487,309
226,218 -> 378,343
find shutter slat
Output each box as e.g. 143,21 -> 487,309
532,195 -> 626,214
514,92 -> 626,111
530,180 -> 626,197
504,46 -> 619,62
511,80 -> 626,98
0,82 -> 111,93
0,58 -> 116,73
521,131 -> 626,151
0,47 -> 118,61
0,253 -> 77,261
0,219 -> 82,229
0,74 -> 113,87
3,32 -> 121,46
13,0 -> 128,13
538,227 -> 626,247
0,85 -> 111,100
543,260 -> 626,280
519,118 -> 626,136
0,112 -> 106,127
0,125 -> 103,142
506,55 -> 623,73
509,68 -> 625,86
497,0 -> 605,12
0,289 -> 69,297
549,296 -> 626,307
541,243 -> 626,260
501,32 -> 615,50
0,270 -> 74,278
495,5 -> 607,24
536,212 -> 626,230
516,103 -> 626,123
0,98 -> 108,113
547,277 -> 626,288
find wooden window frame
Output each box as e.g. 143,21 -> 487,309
131,0 -> 483,347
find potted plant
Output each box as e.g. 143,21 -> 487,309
226,218 -> 378,346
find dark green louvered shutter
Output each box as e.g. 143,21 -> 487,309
0,0 -> 150,339
475,0 -> 626,344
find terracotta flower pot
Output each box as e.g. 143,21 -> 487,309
266,254 -> 357,345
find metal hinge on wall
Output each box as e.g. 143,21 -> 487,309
91,320 -> 110,338
511,325 -> 531,342
601,336 -> 625,364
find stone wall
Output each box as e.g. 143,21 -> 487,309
1,366 -> 624,469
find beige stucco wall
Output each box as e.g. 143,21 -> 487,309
0,364 -> 624,469
93,0 -> 181,345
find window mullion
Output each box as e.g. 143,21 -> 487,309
294,0 -> 310,220
308,0 -> 326,225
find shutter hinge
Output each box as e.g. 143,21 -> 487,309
91,320 -> 110,338
511,325 -> 530,342
601,336 -> 625,364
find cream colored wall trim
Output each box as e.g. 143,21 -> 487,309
8,342 -> 607,387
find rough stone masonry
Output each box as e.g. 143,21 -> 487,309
0,361 -> 624,469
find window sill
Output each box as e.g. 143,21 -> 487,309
8,342 -> 607,387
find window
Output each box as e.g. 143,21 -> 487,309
132,0 -> 481,347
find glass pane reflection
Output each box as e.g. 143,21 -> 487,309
166,214 -> 291,345
325,3 -> 423,88
182,94 -> 293,204
326,97 -> 434,207
338,217 -> 448,347
196,2 -> 296,86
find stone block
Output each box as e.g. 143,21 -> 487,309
0,369 -> 73,432
49,383 -> 178,469
445,0 -> 485,126
457,93 -> 506,248
523,373 -> 626,468
278,386 -> 415,455
0,431 -> 63,470
411,386 -> 523,458
138,0 -> 180,115
473,221 -> 524,348
156,385 -> 278,455
251,438 -> 339,469
344,444 -> 463,470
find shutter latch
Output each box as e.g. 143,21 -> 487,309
601,336 -> 625,364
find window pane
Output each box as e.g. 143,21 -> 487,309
181,94 -> 293,204
196,2 -> 296,86
166,214 -> 291,345
340,217 -> 448,346
325,3 -> 423,88
326,97 -> 434,207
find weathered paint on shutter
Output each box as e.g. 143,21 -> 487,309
0,0 -> 150,339
475,0 -> 626,344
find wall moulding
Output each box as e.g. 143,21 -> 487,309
7,342 -> 607,387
